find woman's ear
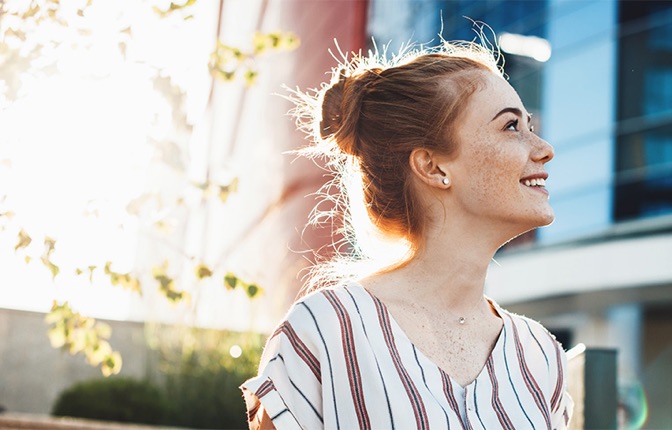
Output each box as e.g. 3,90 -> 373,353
409,148 -> 451,189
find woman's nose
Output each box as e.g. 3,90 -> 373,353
532,134 -> 554,163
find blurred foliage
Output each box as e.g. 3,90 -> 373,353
46,302 -> 122,377
0,0 -> 77,101
225,271 -> 263,298
104,262 -> 142,294
52,377 -> 169,424
1,0 -> 297,376
152,261 -> 190,303
209,31 -> 299,86
50,331 -> 263,428
153,0 -> 198,18
152,325 -> 264,428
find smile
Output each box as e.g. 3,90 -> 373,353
522,178 -> 546,187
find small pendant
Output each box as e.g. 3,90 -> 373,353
458,316 -> 466,325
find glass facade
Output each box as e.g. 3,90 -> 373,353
439,1 -> 548,113
537,0 -> 617,242
439,0 -> 547,40
615,1 -> 672,220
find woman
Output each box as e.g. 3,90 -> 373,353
241,40 -> 573,430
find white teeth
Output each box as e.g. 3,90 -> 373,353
522,178 -> 546,187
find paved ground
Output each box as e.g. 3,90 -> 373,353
0,414 -> 197,430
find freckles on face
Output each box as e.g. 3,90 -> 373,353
464,129 -> 522,213
449,72 -> 553,227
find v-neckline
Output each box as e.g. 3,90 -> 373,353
348,282 -> 507,390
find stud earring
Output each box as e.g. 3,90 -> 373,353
442,178 -> 450,186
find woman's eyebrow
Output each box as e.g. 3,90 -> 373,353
490,107 -> 532,124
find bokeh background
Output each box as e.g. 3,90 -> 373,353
0,0 -> 670,429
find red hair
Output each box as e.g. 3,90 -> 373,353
292,41 -> 502,289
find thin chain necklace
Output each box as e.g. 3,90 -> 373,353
416,294 -> 486,326
454,295 -> 486,325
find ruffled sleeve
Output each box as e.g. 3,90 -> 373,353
241,304 -> 324,430
551,343 -> 574,430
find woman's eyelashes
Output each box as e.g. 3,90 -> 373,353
505,119 -> 519,131
504,118 -> 535,133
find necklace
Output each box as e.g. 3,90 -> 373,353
454,295 -> 486,325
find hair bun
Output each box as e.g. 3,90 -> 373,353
320,68 -> 351,153
320,67 -> 381,157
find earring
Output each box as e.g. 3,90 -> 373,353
442,178 -> 450,186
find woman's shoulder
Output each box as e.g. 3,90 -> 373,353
279,283 -> 370,331
494,301 -> 566,353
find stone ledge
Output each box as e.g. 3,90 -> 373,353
0,414 -> 194,430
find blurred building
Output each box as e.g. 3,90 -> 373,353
365,0 -> 671,428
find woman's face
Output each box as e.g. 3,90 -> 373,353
446,71 -> 555,237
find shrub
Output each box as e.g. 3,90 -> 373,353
52,377 -> 169,425
52,330 -> 264,429
161,335 -> 263,429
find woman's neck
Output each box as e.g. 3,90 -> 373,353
364,220 -> 503,313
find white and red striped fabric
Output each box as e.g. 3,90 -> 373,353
241,284 -> 573,430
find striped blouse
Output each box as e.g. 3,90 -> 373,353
241,284 -> 573,429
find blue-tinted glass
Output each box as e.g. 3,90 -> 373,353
616,0 -> 672,221
436,0 -> 547,41
644,68 -> 672,117
644,131 -> 672,168
615,125 -> 672,220
649,5 -> 672,51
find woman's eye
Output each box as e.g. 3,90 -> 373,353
506,119 -> 519,131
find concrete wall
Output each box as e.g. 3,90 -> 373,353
0,307 -> 158,415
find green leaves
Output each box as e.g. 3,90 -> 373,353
41,236 -> 59,280
15,229 -> 32,251
0,0 -> 98,102
224,272 -> 237,290
223,272 -> 263,298
104,262 -> 142,294
41,256 -> 60,279
218,177 -> 239,203
46,301 -> 123,377
252,31 -> 300,54
13,230 -> 61,280
153,0 -> 198,18
152,262 -> 189,304
195,263 -> 213,279
209,31 -> 299,86
246,283 -> 261,298
74,265 -> 97,283
194,265 -> 264,299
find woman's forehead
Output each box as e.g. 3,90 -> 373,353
468,73 -> 526,119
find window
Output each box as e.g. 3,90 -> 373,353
615,1 -> 672,220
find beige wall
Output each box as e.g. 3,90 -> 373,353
0,307 -> 158,414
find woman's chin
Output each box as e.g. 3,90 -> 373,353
538,211 -> 555,227
517,210 -> 555,234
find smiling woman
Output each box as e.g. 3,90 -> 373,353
448,71 -> 555,236
241,36 -> 573,430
